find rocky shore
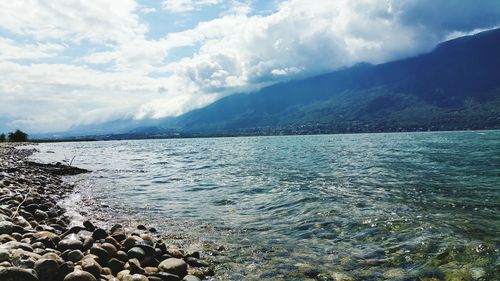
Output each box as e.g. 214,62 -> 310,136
0,144 -> 214,281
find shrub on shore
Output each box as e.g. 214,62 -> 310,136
6,129 -> 28,142
0,133 -> 5,142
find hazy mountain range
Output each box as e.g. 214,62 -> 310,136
41,28 -> 500,139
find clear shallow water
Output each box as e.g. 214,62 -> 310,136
33,131 -> 500,280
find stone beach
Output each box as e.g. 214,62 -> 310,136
0,144 -> 214,281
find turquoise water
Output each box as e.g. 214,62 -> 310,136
34,131 -> 500,280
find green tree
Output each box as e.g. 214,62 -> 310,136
0,133 -> 5,142
8,129 -> 28,142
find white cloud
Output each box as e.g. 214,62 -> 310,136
138,0 -> 500,119
0,38 -> 65,60
0,0 -> 146,44
0,62 -> 164,131
139,6 -> 157,14
162,0 -> 224,13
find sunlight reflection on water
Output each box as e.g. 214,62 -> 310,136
33,131 -> 500,280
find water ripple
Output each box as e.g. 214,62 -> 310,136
32,131 -> 500,280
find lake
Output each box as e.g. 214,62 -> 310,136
32,131 -> 500,280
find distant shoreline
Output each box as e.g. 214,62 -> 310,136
31,127 -> 500,143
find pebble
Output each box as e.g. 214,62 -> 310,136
0,145 -> 215,281
158,258 -> 188,278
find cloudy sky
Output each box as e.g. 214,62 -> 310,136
0,0 -> 499,133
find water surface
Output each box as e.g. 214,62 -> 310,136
33,131 -> 500,280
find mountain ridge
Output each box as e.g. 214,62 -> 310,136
41,28 -> 500,139
164,27 -> 500,134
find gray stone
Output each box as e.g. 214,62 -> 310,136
183,275 -> 201,281
158,258 -> 187,278
124,274 -> 148,281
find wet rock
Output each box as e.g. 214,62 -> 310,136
109,225 -> 126,242
186,252 -> 200,260
34,210 -> 49,220
144,266 -> 158,274
32,231 -> 60,243
104,236 -> 121,250
34,258 -> 59,281
89,245 -> 110,263
101,243 -> 117,258
166,248 -> 184,259
365,258 -> 386,266
117,269 -> 131,279
187,268 -> 204,280
158,258 -> 187,278
82,236 -> 94,251
58,235 -> 83,252
127,247 -> 146,261
108,258 -> 125,275
126,258 -> 145,275
182,275 -> 201,281
0,267 -> 39,281
115,251 -> 129,263
82,221 -> 95,232
67,250 -> 84,262
57,262 -> 75,281
91,229 -> 108,241
81,258 -> 102,278
0,221 -> 15,235
13,216 -> 32,228
470,267 -> 486,280
63,270 -> 97,281
0,248 -> 10,262
122,237 -> 139,251
152,272 -> 182,281
31,242 -> 45,249
185,257 -> 209,268
0,234 -> 16,243
124,273 -> 148,281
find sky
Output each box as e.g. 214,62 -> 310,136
0,0 -> 499,133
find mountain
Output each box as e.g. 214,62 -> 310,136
48,28 -> 500,140
161,28 -> 500,135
